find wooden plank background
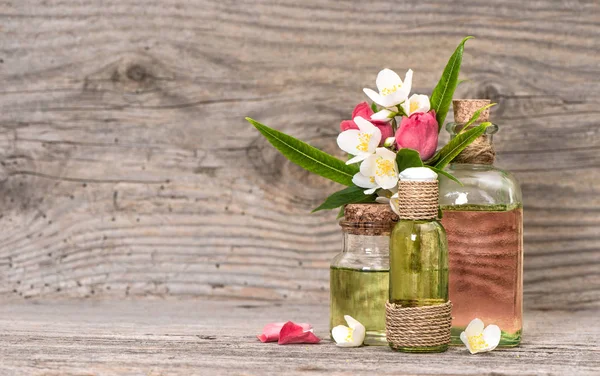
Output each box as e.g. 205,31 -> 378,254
0,0 -> 598,310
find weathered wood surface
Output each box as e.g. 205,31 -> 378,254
0,300 -> 598,376
0,0 -> 599,308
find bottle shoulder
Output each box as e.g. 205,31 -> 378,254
391,220 -> 446,236
439,164 -> 522,208
331,251 -> 389,270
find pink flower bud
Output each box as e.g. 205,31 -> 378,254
340,102 -> 394,144
395,111 -> 439,160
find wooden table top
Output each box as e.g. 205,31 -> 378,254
1,300 -> 598,375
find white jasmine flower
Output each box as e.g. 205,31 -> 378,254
375,196 -> 390,204
375,187 -> 397,204
370,108 -> 396,122
401,94 -> 431,117
337,116 -> 381,165
363,69 -> 413,109
383,137 -> 396,148
352,147 -> 399,194
331,315 -> 366,347
460,318 -> 501,354
388,192 -> 400,216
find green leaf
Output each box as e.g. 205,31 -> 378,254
312,185 -> 376,212
246,117 -> 358,186
432,122 -> 493,169
430,36 -> 473,131
457,103 -> 496,134
438,207 -> 444,219
426,165 -> 463,186
336,206 -> 345,219
395,148 -> 424,173
423,153 -> 441,166
371,102 -> 378,113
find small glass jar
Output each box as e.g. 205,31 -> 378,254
439,99 -> 524,347
330,203 -> 396,346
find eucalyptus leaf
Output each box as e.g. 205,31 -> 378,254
430,36 -> 473,131
433,122 -> 493,169
395,148 -> 424,173
426,165 -> 463,186
312,185 -> 376,212
246,117 -> 358,186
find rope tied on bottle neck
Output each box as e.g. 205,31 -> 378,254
454,134 -> 496,165
396,180 -> 439,220
451,99 -> 496,165
385,301 -> 453,349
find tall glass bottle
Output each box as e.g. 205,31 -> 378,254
439,99 -> 523,347
389,168 -> 450,353
330,203 -> 397,346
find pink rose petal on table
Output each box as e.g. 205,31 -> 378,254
257,322 -> 312,343
278,321 -> 320,345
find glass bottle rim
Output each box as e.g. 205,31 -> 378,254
339,220 -> 395,233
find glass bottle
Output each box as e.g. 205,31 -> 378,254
439,99 -> 523,347
330,203 -> 397,346
389,169 -> 449,353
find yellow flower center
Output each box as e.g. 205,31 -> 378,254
357,133 -> 372,152
369,176 -> 375,184
381,83 -> 402,96
345,328 -> 354,342
410,100 -> 419,114
376,159 -> 395,177
468,333 -> 488,351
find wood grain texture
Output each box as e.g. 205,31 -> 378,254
0,300 -> 598,376
0,0 -> 598,309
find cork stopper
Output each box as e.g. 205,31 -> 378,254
453,99 -> 491,124
341,203 -> 398,235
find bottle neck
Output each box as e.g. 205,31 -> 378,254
397,180 -> 439,220
342,232 -> 390,255
398,218 -> 438,223
446,121 -> 498,139
446,122 -> 498,165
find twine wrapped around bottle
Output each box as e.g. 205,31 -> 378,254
386,178 -> 452,349
396,180 -> 439,220
386,301 -> 452,348
453,135 -> 495,164
452,99 -> 496,165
